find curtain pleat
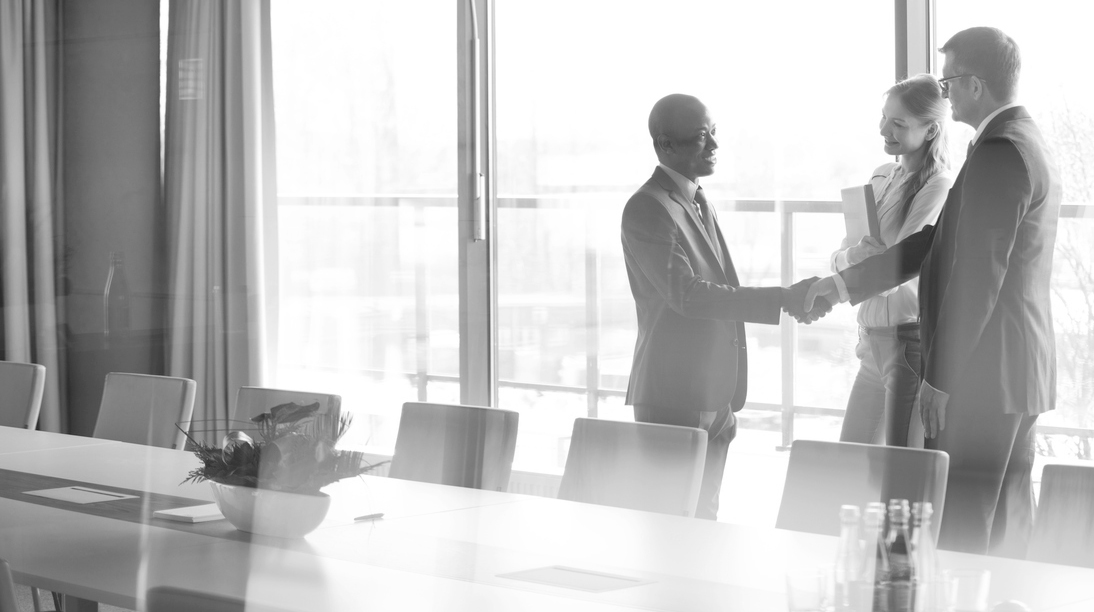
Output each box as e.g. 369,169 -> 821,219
0,0 -> 67,432
164,0 -> 278,445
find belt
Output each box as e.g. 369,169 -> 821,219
859,323 -> 919,335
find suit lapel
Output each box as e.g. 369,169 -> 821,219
651,168 -> 728,278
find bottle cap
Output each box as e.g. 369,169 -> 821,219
911,501 -> 933,520
839,504 -> 861,521
888,499 -> 910,522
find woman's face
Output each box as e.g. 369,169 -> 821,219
879,95 -> 933,158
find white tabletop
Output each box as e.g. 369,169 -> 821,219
2,427 -> 1093,611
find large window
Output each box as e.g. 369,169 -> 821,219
271,0 -> 458,449
494,0 -> 894,469
267,0 -> 1094,468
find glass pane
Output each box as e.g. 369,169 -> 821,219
937,2 -> 1094,461
271,0 -> 456,450
496,0 -> 894,469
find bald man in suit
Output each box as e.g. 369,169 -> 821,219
622,94 -> 822,520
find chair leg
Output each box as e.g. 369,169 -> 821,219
31,586 -> 42,611
52,590 -> 65,611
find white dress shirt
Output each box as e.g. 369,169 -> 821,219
830,163 -> 953,327
658,163 -> 699,207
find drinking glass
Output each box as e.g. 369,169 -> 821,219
944,568 -> 991,612
784,565 -> 831,612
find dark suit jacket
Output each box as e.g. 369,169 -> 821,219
621,167 -> 783,414
840,106 -> 1061,415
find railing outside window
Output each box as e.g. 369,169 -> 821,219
277,195 -> 1094,470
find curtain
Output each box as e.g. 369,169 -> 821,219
165,0 -> 279,445
0,0 -> 67,432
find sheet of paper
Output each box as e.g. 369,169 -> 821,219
497,565 -> 651,593
24,486 -> 138,504
153,503 -> 225,523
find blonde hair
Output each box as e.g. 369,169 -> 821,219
887,74 -> 950,224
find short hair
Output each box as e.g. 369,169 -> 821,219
648,93 -> 701,141
939,27 -> 1020,102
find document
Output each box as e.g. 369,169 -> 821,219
153,504 -> 225,523
841,184 -> 881,243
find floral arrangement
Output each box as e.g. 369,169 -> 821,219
182,402 -> 385,496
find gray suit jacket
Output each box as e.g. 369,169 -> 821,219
621,168 -> 783,414
839,107 -> 1061,415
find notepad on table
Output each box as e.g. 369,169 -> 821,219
153,504 -> 225,523
25,486 -> 138,504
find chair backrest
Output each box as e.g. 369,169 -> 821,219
232,386 -> 341,428
776,440 -> 949,538
557,418 -> 707,517
0,559 -> 17,612
388,402 -> 519,492
146,586 -> 245,612
93,373 -> 196,450
0,361 -> 46,430
1028,463 -> 1094,567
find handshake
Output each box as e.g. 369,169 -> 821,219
780,276 -> 840,324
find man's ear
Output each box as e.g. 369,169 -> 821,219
971,76 -> 986,101
655,134 -> 674,155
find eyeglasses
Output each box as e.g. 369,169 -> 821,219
938,74 -> 986,97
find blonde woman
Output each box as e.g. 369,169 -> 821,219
832,74 -> 953,446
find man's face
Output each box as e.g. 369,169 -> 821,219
942,53 -> 973,126
660,103 -> 718,181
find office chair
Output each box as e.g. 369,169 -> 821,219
776,440 -> 949,539
0,361 -> 46,429
388,402 -> 519,492
558,417 -> 707,517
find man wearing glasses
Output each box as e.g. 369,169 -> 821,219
805,27 -> 1061,557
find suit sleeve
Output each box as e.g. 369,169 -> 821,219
838,226 -> 934,306
923,140 -> 1032,394
621,192 -> 782,324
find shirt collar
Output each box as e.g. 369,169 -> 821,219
658,163 -> 699,201
971,102 -> 1020,146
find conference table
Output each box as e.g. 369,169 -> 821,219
1,426 -> 1093,611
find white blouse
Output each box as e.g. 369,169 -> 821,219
830,162 -> 953,328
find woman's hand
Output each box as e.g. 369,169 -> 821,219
845,236 -> 886,266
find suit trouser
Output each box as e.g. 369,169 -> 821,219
633,404 -> 737,520
925,405 -> 1037,557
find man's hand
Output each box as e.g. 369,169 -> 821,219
782,277 -> 831,323
917,380 -> 950,439
804,276 -> 841,314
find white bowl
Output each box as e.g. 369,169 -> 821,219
209,481 -> 331,538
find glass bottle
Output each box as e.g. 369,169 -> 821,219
103,251 -> 131,344
911,502 -> 940,612
886,499 -> 915,612
857,502 -> 890,612
834,505 -> 862,611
